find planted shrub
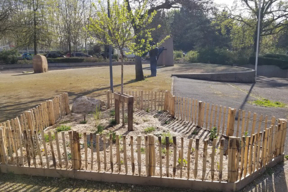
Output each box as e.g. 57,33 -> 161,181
161,132 -> 173,145
0,50 -> 19,64
56,125 -> 71,132
144,127 -> 156,134
185,50 -> 199,63
174,50 -> 183,59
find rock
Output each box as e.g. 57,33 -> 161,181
72,96 -> 104,114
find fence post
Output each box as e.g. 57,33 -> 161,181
226,108 -> 236,136
171,96 -> 175,118
107,90 -> 111,109
148,135 -> 155,176
128,96 -> 134,131
198,101 -> 203,127
279,119 -> 287,156
63,92 -> 70,115
115,94 -> 120,124
72,131 -> 81,170
47,100 -> 55,125
0,128 -> 7,164
164,90 -> 167,111
228,137 -> 239,183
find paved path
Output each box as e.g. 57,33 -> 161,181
173,76 -> 288,153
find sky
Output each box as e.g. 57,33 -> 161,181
214,0 -> 235,8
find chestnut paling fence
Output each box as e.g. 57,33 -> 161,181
0,90 -> 286,185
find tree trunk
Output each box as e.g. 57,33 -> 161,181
33,0 -> 37,55
135,56 -> 144,81
120,51 -> 125,126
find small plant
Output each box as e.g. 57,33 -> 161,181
144,127 -> 156,134
110,109 -> 115,117
44,133 -> 55,142
164,120 -> 170,125
96,124 -> 105,134
94,107 -> 101,120
209,127 -> 217,140
217,162 -> 220,170
120,160 -> 124,165
109,119 -> 117,126
178,158 -> 187,167
56,125 -> 71,132
79,134 -> 82,138
161,148 -> 171,154
285,155 -> 288,160
67,153 -> 72,160
244,131 -> 248,137
80,120 -> 87,124
191,148 -> 195,153
192,130 -> 199,135
161,132 -> 173,145
146,108 -> 150,113
140,147 -> 145,154
107,131 -> 117,143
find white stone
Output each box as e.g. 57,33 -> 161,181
72,96 -> 103,114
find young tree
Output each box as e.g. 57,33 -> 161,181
88,0 -> 168,124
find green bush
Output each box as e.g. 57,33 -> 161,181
249,56 -> 288,69
0,50 -> 19,64
263,53 -> 288,61
174,50 -> 183,59
161,132 -> 173,145
185,50 -> 199,63
144,127 -> 156,134
56,125 -> 71,132
112,54 -> 119,60
197,48 -> 234,65
47,58 -> 84,63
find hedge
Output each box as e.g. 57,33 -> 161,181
249,56 -> 288,69
47,58 -> 84,63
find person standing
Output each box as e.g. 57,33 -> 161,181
149,42 -> 165,77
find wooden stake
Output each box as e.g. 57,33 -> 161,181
131,136 -> 135,175
54,131 -> 62,168
107,91 -> 111,109
218,106 -> 222,134
40,131 -> 49,168
34,130 -> 42,168
211,139 -> 216,181
187,139 -> 192,179
210,105 -> 214,130
243,136 -> 250,177
123,135 -> 128,174
61,132 -> 68,169
219,138 -> 224,181
214,105 -> 218,128
180,137 -> 184,178
173,136 -> 177,177
148,135 -> 155,176
251,113 -> 257,135
110,134 -> 113,172
47,101 -> 56,125
205,103 -> 210,128
202,139 -> 208,181
226,108 -> 236,136
137,135 -> 141,176
96,134 -> 100,172
245,111 -> 251,132
228,137 -> 239,182
48,132 -> 56,169
103,136 -> 106,171
236,109 -> 241,137
116,135 -> 120,173
90,133 -> 93,171
72,131 -> 81,170
194,138 -> 199,179
0,128 -> 7,164
222,107 -> 227,134
166,136 -> 169,177
198,101 -> 203,127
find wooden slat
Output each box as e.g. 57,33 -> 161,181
188,99 -> 192,123
202,139 -> 208,181
62,132 -> 68,169
180,137 -> 184,178
33,131 -> 42,167
248,135 -> 254,174
205,103 -> 209,128
210,105 -> 214,130
241,110 -> 246,136
48,132 -> 56,169
194,138 -> 199,179
245,111 -> 251,132
110,134 -> 113,172
222,107 -> 227,134
173,136 -> 177,178
256,133 -> 262,171
123,135 -> 128,174
145,135 -> 149,175
137,135 -> 141,176
251,113 -> 257,135
23,131 -> 30,167
236,110 -> 241,137
187,139 -> 192,179
103,136 -> 106,171
116,135 -> 120,173
96,134 -> 100,172
239,137 -> 245,179
130,136 -> 135,175
243,136 -> 250,177
0,128 -> 7,164
219,138 -> 224,181
90,133 -> 93,170
211,139 -> 216,181
213,105 -> 218,128
218,106 -> 222,134
40,131 -> 49,168
262,129 -> 268,166
158,137 -> 162,177
54,131 -> 62,168
29,130 -> 36,168
191,99 -> 194,122
166,137 -> 169,177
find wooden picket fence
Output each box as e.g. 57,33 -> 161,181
0,90 -> 287,191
